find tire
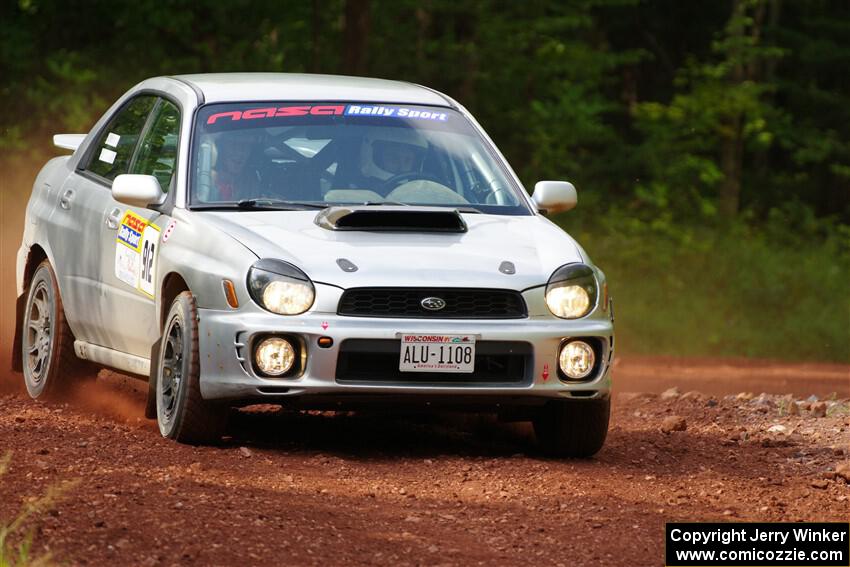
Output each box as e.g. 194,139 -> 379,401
532,397 -> 611,458
21,261 -> 89,399
156,291 -> 227,444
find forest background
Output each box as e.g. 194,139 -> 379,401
1,0 -> 847,362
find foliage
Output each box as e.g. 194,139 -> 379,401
558,205 -> 850,362
0,452 -> 77,567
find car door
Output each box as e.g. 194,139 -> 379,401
45,95 -> 158,346
97,97 -> 181,357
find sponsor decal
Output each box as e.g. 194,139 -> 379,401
114,210 -> 160,297
346,105 -> 448,121
207,104 -> 345,124
161,219 -> 177,243
207,104 -> 449,125
115,244 -> 138,287
117,211 -> 147,251
117,224 -> 142,249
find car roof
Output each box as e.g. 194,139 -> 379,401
171,73 -> 452,107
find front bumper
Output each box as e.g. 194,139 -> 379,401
197,309 -> 614,406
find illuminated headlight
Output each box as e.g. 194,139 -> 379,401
247,259 -> 315,315
254,337 -> 296,376
545,263 -> 597,318
559,340 -> 596,380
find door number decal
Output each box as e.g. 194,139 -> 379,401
115,210 -> 161,298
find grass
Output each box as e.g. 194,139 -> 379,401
0,452 -> 77,567
555,213 -> 850,363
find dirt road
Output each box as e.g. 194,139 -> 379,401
1,360 -> 848,566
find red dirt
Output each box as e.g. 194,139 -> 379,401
1,362 -> 848,566
615,355 -> 850,398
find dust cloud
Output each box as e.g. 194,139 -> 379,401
1,157 -> 34,394
1,153 -> 151,421
68,373 -> 150,425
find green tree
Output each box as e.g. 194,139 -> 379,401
633,0 -> 784,219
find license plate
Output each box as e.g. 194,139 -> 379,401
399,334 -> 476,373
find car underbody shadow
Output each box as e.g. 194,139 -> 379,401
223,405 -> 537,459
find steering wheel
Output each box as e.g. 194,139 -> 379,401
379,172 -> 446,195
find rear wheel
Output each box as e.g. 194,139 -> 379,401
156,291 -> 227,444
533,398 -> 610,457
21,261 -> 89,399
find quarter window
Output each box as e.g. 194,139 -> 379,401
86,95 -> 157,181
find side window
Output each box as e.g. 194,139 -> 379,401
132,100 -> 180,192
85,95 -> 157,181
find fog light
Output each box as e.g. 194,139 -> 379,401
559,340 -> 595,380
255,337 -> 295,376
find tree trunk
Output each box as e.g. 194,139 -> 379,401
311,0 -> 321,73
456,7 -> 478,106
342,0 -> 371,76
719,116 -> 744,217
415,3 -> 431,78
718,0 -> 748,218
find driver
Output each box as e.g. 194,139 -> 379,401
211,130 -> 262,201
359,127 -> 428,188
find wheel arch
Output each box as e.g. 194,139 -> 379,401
12,244 -> 50,373
159,271 -> 191,331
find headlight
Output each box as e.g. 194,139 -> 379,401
247,259 -> 315,315
545,263 -> 597,319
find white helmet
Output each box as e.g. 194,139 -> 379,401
360,127 -> 428,181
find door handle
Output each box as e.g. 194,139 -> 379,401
59,188 -> 74,210
106,207 -> 123,230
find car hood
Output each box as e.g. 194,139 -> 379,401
199,210 -> 584,289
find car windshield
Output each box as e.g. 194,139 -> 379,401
190,102 -> 530,215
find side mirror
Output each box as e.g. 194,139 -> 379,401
532,181 -> 577,214
112,174 -> 165,208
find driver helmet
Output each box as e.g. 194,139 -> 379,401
214,129 -> 263,174
360,127 -> 428,181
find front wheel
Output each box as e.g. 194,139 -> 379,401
532,398 -> 610,457
156,291 -> 227,444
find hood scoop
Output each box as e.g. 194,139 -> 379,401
315,206 -> 468,233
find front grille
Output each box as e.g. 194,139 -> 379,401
335,339 -> 532,385
337,288 -> 527,319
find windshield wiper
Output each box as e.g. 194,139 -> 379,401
236,199 -> 329,210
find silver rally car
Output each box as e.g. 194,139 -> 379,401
13,73 -> 614,455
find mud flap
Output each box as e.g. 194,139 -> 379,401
11,294 -> 25,373
145,337 -> 162,419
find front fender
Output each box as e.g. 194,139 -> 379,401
155,208 -> 259,318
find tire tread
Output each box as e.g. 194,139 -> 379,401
165,292 -> 227,444
533,398 -> 611,458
